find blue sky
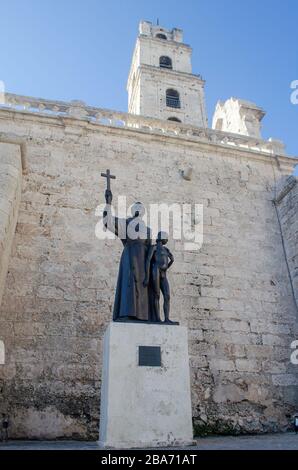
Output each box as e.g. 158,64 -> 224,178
1,0 -> 297,161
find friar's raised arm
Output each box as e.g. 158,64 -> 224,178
103,189 -> 126,239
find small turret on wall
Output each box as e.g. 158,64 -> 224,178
212,97 -> 265,138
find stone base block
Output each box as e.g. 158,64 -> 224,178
99,322 -> 193,448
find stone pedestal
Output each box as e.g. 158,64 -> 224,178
99,322 -> 194,448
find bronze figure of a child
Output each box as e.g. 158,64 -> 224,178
144,231 -> 177,324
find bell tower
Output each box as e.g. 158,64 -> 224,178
127,21 -> 208,127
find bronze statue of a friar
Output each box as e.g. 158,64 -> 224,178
101,169 -> 177,324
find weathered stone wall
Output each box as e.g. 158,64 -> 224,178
275,176 -> 298,309
0,143 -> 22,307
0,107 -> 297,439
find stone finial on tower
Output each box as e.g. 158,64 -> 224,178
212,98 -> 265,138
139,20 -> 152,36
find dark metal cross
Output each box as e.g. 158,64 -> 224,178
101,169 -> 116,191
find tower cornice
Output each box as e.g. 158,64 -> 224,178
137,64 -> 205,85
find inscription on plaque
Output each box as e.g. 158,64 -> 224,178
138,346 -> 161,367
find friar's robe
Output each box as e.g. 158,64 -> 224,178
104,206 -> 155,322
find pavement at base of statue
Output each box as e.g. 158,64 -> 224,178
0,432 -> 297,450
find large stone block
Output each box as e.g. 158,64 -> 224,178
0,340 -> 5,364
99,322 -> 193,448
